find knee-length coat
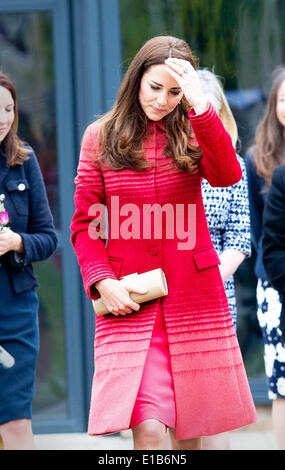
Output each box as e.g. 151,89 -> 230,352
70,104 -> 257,439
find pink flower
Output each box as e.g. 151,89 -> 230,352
0,194 -> 9,228
0,211 -> 9,227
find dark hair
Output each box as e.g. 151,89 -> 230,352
96,35 -> 202,172
0,72 -> 30,166
253,66 -> 285,189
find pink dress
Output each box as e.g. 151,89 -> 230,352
130,303 -> 176,429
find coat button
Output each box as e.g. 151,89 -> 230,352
18,183 -> 26,191
149,246 -> 158,256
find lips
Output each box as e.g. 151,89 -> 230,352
152,106 -> 166,113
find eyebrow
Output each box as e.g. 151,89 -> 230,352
150,80 -> 181,90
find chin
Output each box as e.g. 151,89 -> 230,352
148,115 -> 163,121
146,110 -> 168,121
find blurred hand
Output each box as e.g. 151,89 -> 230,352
0,227 -> 24,256
94,278 -> 148,316
218,249 -> 246,283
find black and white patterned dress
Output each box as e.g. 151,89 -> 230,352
202,155 -> 251,330
256,279 -> 285,399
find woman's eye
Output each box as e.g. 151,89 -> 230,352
149,84 -> 181,95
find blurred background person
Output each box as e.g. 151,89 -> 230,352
0,72 -> 57,450
245,67 -> 285,449
198,69 -> 251,450
263,163 -> 285,449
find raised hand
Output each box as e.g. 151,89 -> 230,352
165,58 -> 208,115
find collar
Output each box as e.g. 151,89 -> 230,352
147,118 -> 166,133
0,144 -> 10,187
0,144 -> 8,163
156,119 -> 165,131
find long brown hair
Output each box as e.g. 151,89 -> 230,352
0,72 -> 30,166
253,67 -> 285,189
97,36 -> 203,172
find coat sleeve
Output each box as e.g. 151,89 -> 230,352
189,103 -> 242,187
70,124 -> 118,299
8,149 -> 58,267
244,150 -> 264,252
262,166 -> 285,298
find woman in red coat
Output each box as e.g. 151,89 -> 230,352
70,36 -> 257,450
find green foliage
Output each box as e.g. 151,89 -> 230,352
120,0 -> 241,87
120,0 -> 284,89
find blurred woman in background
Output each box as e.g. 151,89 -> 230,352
0,72 -> 57,450
245,67 -> 285,449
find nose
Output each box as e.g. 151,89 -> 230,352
156,90 -> 168,107
0,110 -> 7,124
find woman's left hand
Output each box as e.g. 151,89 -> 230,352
0,227 -> 24,256
165,58 -> 208,115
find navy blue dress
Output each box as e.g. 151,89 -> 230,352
0,145 -> 57,424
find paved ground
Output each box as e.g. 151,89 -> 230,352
34,429 -> 277,450
34,407 -> 278,450
0,406 -> 277,450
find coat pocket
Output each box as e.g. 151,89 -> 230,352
5,179 -> 30,216
108,256 -> 123,278
192,247 -> 220,271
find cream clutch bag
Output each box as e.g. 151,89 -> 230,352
92,268 -> 168,316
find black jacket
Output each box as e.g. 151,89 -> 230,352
263,164 -> 285,338
245,150 -> 268,280
0,145 -> 58,294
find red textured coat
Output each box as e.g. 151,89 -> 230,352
70,104 -> 257,439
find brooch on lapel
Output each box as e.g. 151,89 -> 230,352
0,194 -> 9,230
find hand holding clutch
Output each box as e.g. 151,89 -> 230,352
92,268 -> 168,316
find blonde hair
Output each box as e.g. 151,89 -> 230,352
197,69 -> 238,148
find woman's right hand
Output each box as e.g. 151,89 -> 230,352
94,278 -> 148,316
165,58 -> 208,115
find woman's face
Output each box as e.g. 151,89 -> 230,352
276,79 -> 285,129
0,86 -> 14,143
139,64 -> 183,121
